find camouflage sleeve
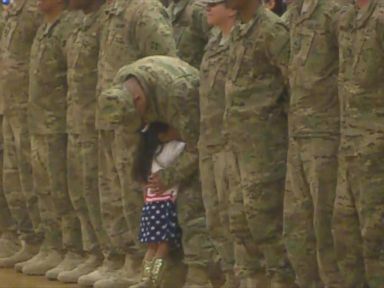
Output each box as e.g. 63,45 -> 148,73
29,0 -> 43,30
157,76 -> 200,188
60,13 -> 80,57
131,1 -> 177,57
281,7 -> 294,28
0,20 -> 3,39
377,9 -> 384,52
264,22 -> 290,81
327,2 -> 342,46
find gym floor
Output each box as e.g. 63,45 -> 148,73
0,269 -> 80,288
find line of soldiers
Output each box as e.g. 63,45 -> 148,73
0,0 -> 382,287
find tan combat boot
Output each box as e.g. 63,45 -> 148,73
15,246 -> 50,272
45,251 -> 85,280
239,272 -> 270,288
94,254 -> 142,288
221,271 -> 240,288
22,249 -> 63,276
0,233 -> 20,258
160,254 -> 187,288
77,256 -> 124,287
58,253 -> 103,283
183,265 -> 214,288
0,241 -> 39,268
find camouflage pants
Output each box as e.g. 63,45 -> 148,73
114,127 -> 144,258
199,149 -> 235,272
226,146 -> 294,282
176,172 -> 217,268
3,113 -> 41,244
98,129 -> 136,259
333,151 -> 384,288
0,115 -> 16,237
284,137 -> 341,288
31,134 -> 82,252
67,133 -> 109,253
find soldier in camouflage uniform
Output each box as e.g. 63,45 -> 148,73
282,0 -> 352,28
224,0 -> 295,287
99,55 -> 218,288
0,0 -> 43,268
0,2 -> 22,259
333,0 -> 384,287
168,0 -> 210,68
56,0 -> 108,284
198,0 -> 239,286
282,1 -> 344,287
281,1 -> 295,26
26,2 -> 83,277
77,1 -> 177,287
336,0 -> 354,7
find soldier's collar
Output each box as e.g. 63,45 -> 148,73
81,4 -> 104,30
234,3 -> 264,38
5,0 -> 27,17
203,30 -> 229,57
294,0 -> 319,24
218,32 -> 230,47
355,0 -> 377,29
42,10 -> 67,37
105,0 -> 124,16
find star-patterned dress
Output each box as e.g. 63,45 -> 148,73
138,140 -> 184,245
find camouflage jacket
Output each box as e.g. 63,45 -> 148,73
0,6 -> 4,115
96,0 -> 177,130
0,5 -> 4,36
283,0 -> 352,28
338,0 -> 384,154
288,0 -> 341,137
336,0 -> 355,7
114,56 -> 200,188
168,0 -> 210,68
0,0 -> 41,115
225,6 -> 289,150
198,30 -> 229,153
28,11 -> 79,135
67,6 -> 106,134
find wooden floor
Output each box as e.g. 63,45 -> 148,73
0,269 -> 80,288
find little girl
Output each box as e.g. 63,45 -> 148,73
131,121 -> 184,288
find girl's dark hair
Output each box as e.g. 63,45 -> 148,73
269,0 -> 287,16
132,121 -> 170,184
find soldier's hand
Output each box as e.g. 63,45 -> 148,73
146,173 -> 168,195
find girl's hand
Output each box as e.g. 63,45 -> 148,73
146,173 -> 168,195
